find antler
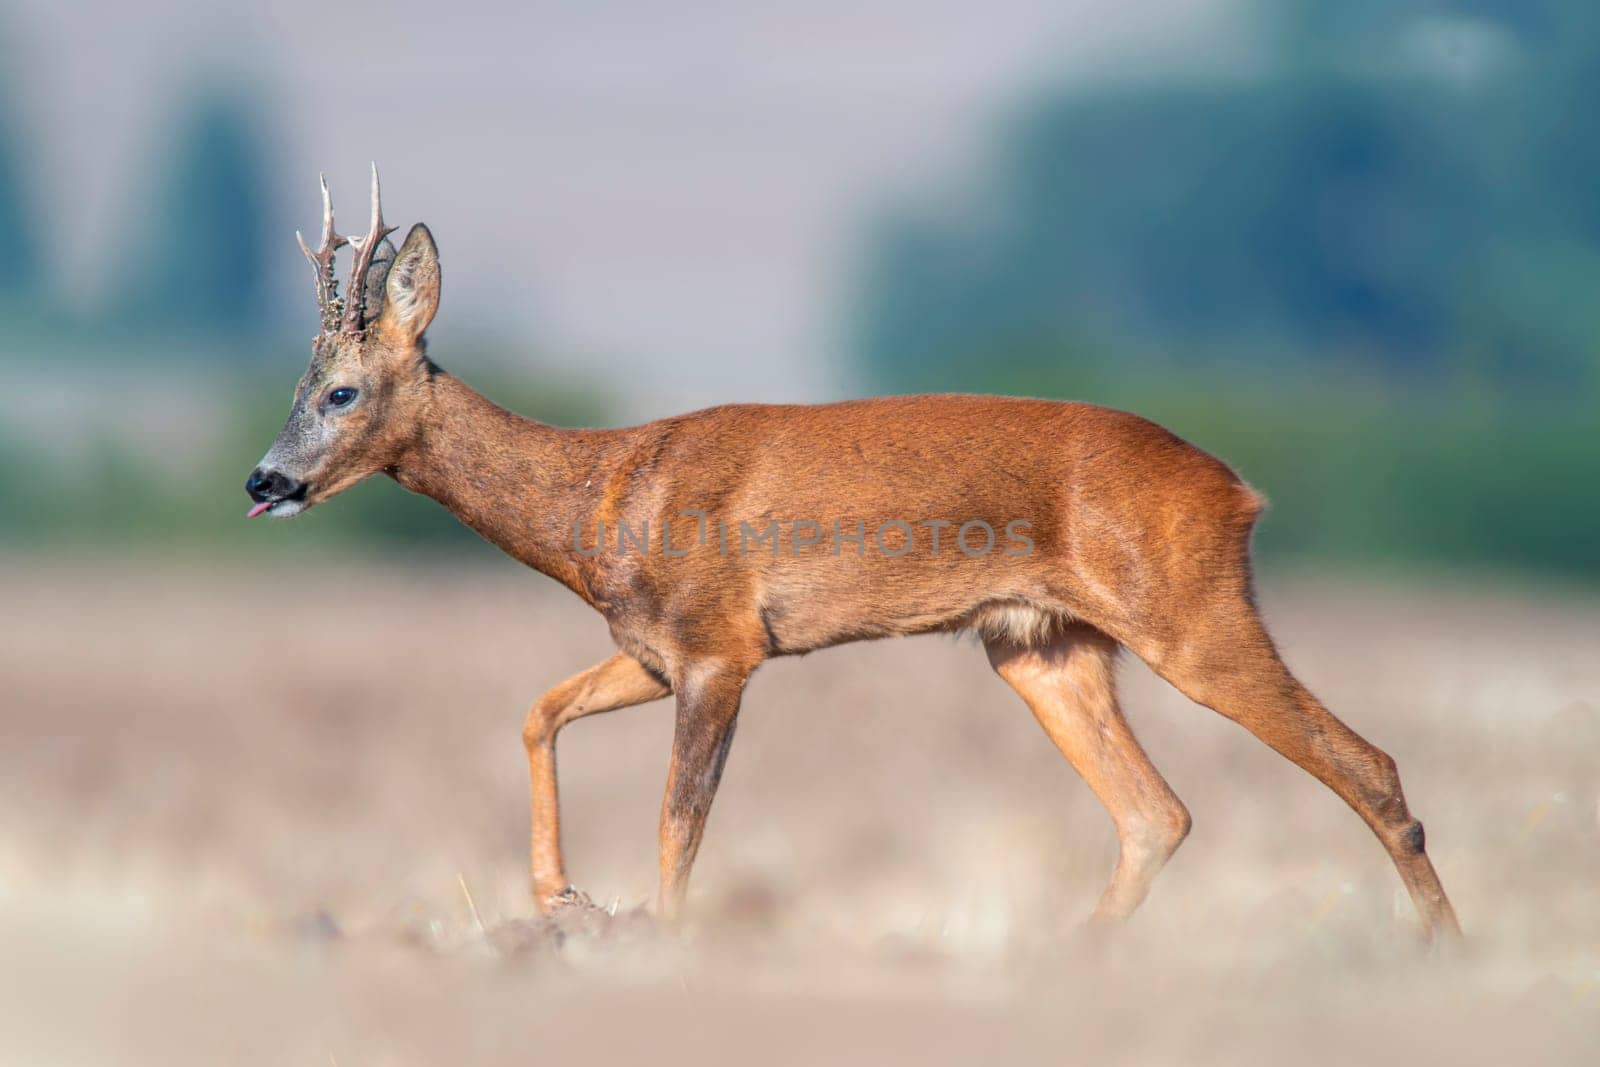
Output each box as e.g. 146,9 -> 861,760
340,163 -> 398,336
295,174 -> 347,335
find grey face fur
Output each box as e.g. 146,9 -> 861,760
246,223 -> 442,519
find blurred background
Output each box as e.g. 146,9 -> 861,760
3,0 -> 1596,574
2,1 -> 1598,1064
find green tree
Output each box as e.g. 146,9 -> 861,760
0,89 -> 41,302
119,86 -> 279,334
854,0 -> 1600,393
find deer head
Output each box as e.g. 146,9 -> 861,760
245,165 -> 441,518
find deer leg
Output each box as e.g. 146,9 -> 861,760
1146,613 -> 1462,941
523,652 -> 669,912
987,625 -> 1192,925
656,662 -> 748,920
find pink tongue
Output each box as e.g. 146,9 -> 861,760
246,501 -> 274,519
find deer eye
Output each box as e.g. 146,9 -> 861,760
326,387 -> 359,409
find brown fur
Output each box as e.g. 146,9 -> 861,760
251,214 -> 1461,940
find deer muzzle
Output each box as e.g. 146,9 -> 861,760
244,467 -> 308,518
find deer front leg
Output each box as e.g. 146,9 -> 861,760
657,662 -> 748,920
523,652 -> 669,912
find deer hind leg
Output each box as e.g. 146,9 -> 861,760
522,652 -> 670,912
1142,608 -> 1462,941
987,624 -> 1192,925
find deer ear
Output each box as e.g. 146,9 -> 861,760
377,223 -> 440,343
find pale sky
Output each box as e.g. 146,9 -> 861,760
10,0 -> 1229,413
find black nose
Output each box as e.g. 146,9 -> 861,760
246,467 -> 299,502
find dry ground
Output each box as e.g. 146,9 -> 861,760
1,556 -> 1597,1064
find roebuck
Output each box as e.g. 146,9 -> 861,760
247,168 -> 1460,939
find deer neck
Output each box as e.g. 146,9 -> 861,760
390,371 -> 617,601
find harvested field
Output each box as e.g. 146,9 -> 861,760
1,557 -> 1597,1064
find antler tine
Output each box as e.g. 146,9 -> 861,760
298,173 -> 348,335
341,162 -> 398,335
